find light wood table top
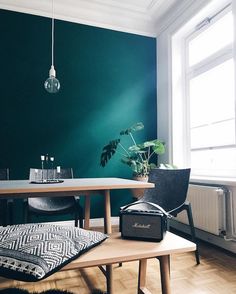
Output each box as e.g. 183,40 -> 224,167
0,177 -> 154,197
0,178 -> 154,234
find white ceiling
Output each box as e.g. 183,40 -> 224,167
0,0 -> 195,36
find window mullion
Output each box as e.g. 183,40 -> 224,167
187,46 -> 233,79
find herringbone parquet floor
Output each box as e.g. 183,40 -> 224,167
0,227 -> 235,294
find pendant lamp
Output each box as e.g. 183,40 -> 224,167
44,0 -> 60,93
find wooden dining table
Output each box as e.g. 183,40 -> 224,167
0,177 -> 154,234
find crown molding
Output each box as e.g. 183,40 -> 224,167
0,0 -> 198,37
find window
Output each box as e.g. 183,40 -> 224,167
172,4 -> 235,177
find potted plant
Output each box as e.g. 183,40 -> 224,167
100,122 -> 165,198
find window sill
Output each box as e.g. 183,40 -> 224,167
190,175 -> 236,187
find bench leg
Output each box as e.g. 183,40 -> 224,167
138,259 -> 149,294
158,255 -> 171,294
106,264 -> 113,294
139,259 -> 159,294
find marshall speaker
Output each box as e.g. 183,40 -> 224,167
120,201 -> 171,242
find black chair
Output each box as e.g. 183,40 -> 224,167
0,168 -> 11,226
25,168 -> 83,227
140,168 -> 200,264
0,168 -> 9,180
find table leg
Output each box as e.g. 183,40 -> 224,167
84,195 -> 91,230
106,264 -> 113,294
159,255 -> 171,294
104,189 -> 112,234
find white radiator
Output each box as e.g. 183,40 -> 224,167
175,184 -> 226,236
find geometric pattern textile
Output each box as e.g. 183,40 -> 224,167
0,224 -> 108,282
0,288 -> 105,294
0,289 -> 74,294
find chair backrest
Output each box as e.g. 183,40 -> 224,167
0,168 -> 9,180
141,168 -> 191,212
29,168 -> 73,182
0,168 -> 9,225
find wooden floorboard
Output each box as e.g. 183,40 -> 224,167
0,226 -> 235,294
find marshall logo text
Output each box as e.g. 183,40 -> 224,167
132,222 -> 151,229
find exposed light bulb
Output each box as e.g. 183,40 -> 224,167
44,66 -> 60,93
44,0 -> 60,94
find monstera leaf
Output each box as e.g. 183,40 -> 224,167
152,140 -> 165,154
121,157 -> 144,174
128,140 -> 165,155
120,122 -> 144,135
100,139 -> 120,167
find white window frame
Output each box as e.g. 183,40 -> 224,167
171,1 -> 236,178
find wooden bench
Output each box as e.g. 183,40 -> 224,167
61,232 -> 196,294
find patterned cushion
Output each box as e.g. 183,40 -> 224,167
0,223 -> 108,282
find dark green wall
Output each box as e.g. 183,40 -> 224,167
0,9 -> 157,222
